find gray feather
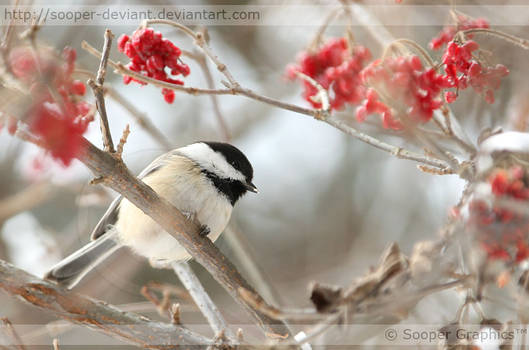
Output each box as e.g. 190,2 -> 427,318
44,230 -> 120,289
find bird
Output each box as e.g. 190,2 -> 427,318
44,141 -> 257,289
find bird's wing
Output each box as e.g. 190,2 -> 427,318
90,149 -> 181,241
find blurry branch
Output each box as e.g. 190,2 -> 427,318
183,42 -> 231,141
239,243 -> 471,345
461,28 -> 529,50
140,282 -> 190,318
224,225 -> 283,308
75,69 -> 172,150
1,317 -> 26,350
87,29 -> 115,153
172,261 -> 236,342
0,182 -> 52,226
0,260 -> 213,349
82,33 -> 451,171
0,0 -> 18,78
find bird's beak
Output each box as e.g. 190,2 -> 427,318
245,182 -> 258,193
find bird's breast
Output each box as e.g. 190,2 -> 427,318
115,157 -> 233,261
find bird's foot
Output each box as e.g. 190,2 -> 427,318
199,225 -> 211,237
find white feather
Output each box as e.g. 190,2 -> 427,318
177,142 -> 245,181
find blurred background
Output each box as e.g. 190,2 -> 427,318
1,0 -> 528,348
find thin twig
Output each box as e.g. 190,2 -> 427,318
171,303 -> 181,325
292,71 -> 330,118
88,29 -> 115,153
308,7 -> 343,51
116,124 -> 130,159
183,45 -> 231,140
462,28 -> 529,50
141,19 -> 239,87
224,225 -> 284,308
172,261 -> 236,341
1,318 -> 26,350
75,69 -> 173,150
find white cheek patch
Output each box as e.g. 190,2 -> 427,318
177,143 -> 245,181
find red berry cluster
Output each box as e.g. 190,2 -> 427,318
118,28 -> 190,104
430,15 -> 489,50
356,55 -> 451,129
286,38 -> 371,110
468,166 -> 529,263
7,46 -> 93,166
442,40 -> 509,104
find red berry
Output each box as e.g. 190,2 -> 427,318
71,80 -> 86,96
162,88 -> 175,104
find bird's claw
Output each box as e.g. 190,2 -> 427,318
199,225 -> 211,237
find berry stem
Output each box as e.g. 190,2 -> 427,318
389,38 -> 437,69
461,28 -> 529,50
292,70 -> 331,118
142,19 -> 239,88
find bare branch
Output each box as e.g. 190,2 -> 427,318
183,46 -> 231,141
115,124 -> 130,159
461,28 -> 529,50
0,260 -> 213,348
1,317 -> 26,350
88,29 -> 115,153
0,182 -> 52,225
292,70 -> 330,119
172,261 -> 236,341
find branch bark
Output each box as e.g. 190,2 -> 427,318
0,259 -> 212,349
171,261 -> 236,341
88,29 -> 115,153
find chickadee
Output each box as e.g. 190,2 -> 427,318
45,141 -> 257,289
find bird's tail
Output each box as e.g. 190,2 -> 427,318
44,230 -> 120,289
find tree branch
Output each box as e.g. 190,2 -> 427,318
0,259 -> 212,349
88,29 -> 115,153
171,261 -> 236,341
82,41 -> 450,170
